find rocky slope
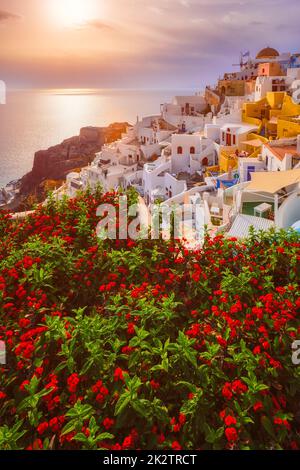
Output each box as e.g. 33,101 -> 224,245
20,123 -> 129,195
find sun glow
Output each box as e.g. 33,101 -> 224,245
49,0 -> 100,28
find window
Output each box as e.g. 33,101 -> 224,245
233,135 -> 236,145
190,146 -> 195,154
222,132 -> 225,141
177,146 -> 183,154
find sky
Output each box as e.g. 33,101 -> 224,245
0,0 -> 300,90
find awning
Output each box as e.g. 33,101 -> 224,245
241,139 -> 263,147
227,214 -> 274,238
246,169 -> 300,194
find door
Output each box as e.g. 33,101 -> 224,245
247,165 -> 255,181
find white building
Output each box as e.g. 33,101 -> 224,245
262,137 -> 300,172
161,94 -> 212,131
171,133 -> 217,174
137,116 -> 174,160
220,123 -> 258,148
254,76 -> 287,101
142,132 -> 217,205
238,157 -> 265,183
66,119 -> 173,196
142,155 -> 182,205
66,172 -> 83,198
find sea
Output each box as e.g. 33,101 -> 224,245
0,88 -> 195,188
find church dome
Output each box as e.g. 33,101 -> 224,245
256,47 -> 280,59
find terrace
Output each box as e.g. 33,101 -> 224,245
238,169 -> 300,228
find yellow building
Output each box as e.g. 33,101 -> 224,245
219,150 -> 238,173
242,92 -> 300,139
218,79 -> 245,97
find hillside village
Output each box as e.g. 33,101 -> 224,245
30,48 -> 300,240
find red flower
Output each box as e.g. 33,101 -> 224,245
35,367 -> 44,377
157,433 -> 165,444
20,380 -> 30,392
231,379 -> 247,394
91,380 -> 103,393
224,415 -> 237,426
122,435 -> 133,449
173,424 -> 180,433
222,382 -> 233,400
217,336 -> 227,348
96,388 -> 108,403
150,379 -> 160,390
172,441 -> 182,450
103,418 -> 114,430
127,323 -> 135,335
67,373 -> 80,393
49,416 -> 65,432
28,438 -> 43,450
121,346 -> 134,354
179,413 -> 186,425
19,318 -> 30,328
3,303 -> 14,310
225,427 -> 238,442
111,444 -> 122,450
273,417 -> 290,429
114,367 -> 125,382
37,421 -> 48,435
253,401 -> 263,412
0,391 -> 6,399
291,441 -> 299,450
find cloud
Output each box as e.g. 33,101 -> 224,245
84,19 -> 114,30
148,6 -> 164,15
250,20 -> 265,26
0,10 -> 20,23
179,0 -> 190,6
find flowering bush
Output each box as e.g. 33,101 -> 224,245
0,188 -> 300,450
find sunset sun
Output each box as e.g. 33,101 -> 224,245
50,0 -> 99,27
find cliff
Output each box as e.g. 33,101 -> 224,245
20,123 -> 129,195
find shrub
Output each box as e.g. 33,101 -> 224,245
0,189 -> 299,450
